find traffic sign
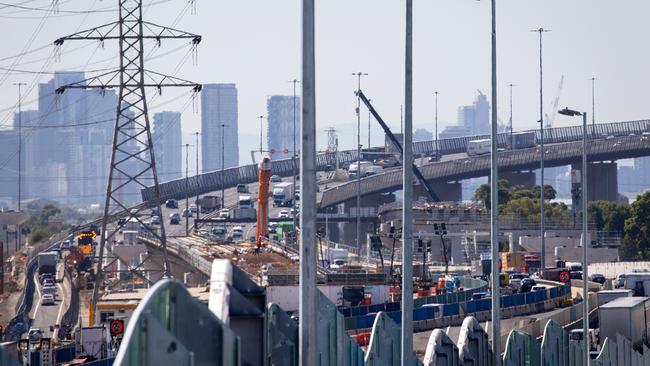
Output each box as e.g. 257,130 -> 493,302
270,149 -> 276,154
283,149 -> 289,154
559,271 -> 570,283
110,319 -> 124,336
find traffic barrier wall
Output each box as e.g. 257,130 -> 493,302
58,270 -> 80,340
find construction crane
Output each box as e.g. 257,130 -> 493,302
544,75 -> 564,128
256,154 -> 271,249
356,90 -> 441,202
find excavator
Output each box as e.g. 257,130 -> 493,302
256,154 -> 271,249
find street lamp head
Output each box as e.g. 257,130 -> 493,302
558,107 -> 582,117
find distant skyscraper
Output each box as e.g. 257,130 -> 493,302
201,84 -> 239,171
0,128 -> 19,205
153,111 -> 182,182
457,92 -> 490,135
266,95 -> 300,159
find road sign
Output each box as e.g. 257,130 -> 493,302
110,319 -> 124,336
559,271 -> 570,283
283,149 -> 289,154
270,149 -> 276,154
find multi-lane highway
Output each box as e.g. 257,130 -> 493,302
29,266 -> 70,340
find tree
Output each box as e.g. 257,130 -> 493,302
622,191 -> 650,260
589,200 -> 631,234
474,179 -> 511,208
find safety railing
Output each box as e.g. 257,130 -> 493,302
142,119 -> 650,203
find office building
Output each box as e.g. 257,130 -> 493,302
266,95 -> 300,159
201,84 -> 239,171
457,91 -> 490,136
153,111 -> 182,182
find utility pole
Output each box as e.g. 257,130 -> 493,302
508,83 -> 514,149
299,0 -> 317,363
54,0 -> 202,316
221,124 -> 226,234
185,143 -> 190,235
532,27 -> 550,278
352,71 -> 368,254
434,91 -> 439,155
490,1 -> 501,363
13,82 -> 26,253
258,115 -> 264,155
289,79 -> 300,238
13,82 -> 26,213
591,77 -> 596,137
368,98 -> 372,151
194,132 -> 200,223
402,1 -> 414,365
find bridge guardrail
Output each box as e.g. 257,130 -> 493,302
320,133 -> 650,207
141,119 -> 650,204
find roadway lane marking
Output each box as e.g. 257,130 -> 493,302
53,279 -> 67,340
32,272 -> 41,319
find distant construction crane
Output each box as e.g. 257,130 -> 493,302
544,75 -> 564,128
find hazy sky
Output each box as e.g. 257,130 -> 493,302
0,0 -> 648,169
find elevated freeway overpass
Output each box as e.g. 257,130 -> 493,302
142,119 -> 650,205
319,133 -> 650,207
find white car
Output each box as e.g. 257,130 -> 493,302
41,294 -> 55,305
218,209 -> 230,219
278,210 -> 290,219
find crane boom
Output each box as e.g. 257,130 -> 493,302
256,154 -> 271,248
356,90 -> 440,202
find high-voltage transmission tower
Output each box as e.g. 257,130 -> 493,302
54,0 -> 201,315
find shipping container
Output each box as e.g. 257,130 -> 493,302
597,289 -> 633,306
598,296 -> 648,349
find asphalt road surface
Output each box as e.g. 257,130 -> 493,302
30,270 -> 69,339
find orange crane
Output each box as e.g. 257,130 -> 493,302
256,154 -> 271,249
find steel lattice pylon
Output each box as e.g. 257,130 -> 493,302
54,0 -> 201,318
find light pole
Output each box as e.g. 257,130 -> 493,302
434,91 -> 439,156
532,27 -> 550,278
289,79 -> 300,237
368,98 -> 372,152
488,2 -> 500,363
590,77 -> 596,137
508,84 -> 515,149
221,124 -> 226,233
184,143 -> 190,235
258,115 -> 264,155
558,107 -> 589,365
299,0 -> 317,362
194,132 -> 200,223
402,1 -> 413,365
352,71 -> 368,255
13,82 -> 26,251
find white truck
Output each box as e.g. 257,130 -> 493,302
326,248 -> 349,269
510,131 -> 536,149
234,196 -> 256,220
348,161 -> 374,178
37,252 -> 58,275
467,139 -> 491,156
273,182 -> 295,207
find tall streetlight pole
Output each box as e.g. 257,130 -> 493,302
489,1 -> 500,363
184,143 -> 190,235
508,84 -> 515,149
532,27 -> 550,278
221,124 -> 226,233
352,71 -> 368,255
299,0 -> 317,362
14,82 -> 26,252
367,98 -> 372,152
258,115 -> 264,155
194,132 -> 200,223
434,91 -> 439,156
289,79 -> 300,237
558,107 -> 589,365
401,1 -> 413,365
591,77 -> 596,137
13,82 -> 26,213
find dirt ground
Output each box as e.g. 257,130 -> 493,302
0,252 -> 28,332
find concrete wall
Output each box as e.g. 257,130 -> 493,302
266,284 -> 389,312
500,171 -> 535,188
555,247 -> 619,264
589,262 -> 650,279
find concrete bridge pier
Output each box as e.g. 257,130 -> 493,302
338,192 -> 396,246
571,161 -> 619,205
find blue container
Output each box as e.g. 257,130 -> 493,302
443,303 -> 459,316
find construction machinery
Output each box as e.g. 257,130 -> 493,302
256,154 -> 271,249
